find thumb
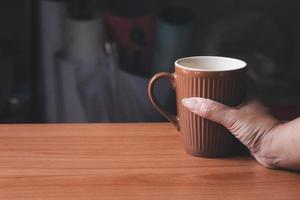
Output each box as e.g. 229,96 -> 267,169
181,97 -> 246,130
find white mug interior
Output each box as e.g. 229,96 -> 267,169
175,56 -> 247,71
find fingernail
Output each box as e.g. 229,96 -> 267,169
182,98 -> 193,109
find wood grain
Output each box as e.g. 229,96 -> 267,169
0,123 -> 299,200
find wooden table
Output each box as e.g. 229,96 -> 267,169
0,123 -> 299,200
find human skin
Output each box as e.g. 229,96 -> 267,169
182,97 -> 300,170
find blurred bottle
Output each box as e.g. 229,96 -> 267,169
151,5 -> 195,75
66,0 -> 105,64
103,0 -> 157,76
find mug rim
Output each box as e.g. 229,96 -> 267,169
175,56 -> 247,72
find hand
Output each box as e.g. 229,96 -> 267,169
182,97 -> 300,170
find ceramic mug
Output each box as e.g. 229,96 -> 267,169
148,56 -> 247,157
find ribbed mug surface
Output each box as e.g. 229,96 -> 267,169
175,66 -> 246,157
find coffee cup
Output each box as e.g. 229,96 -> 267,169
148,56 -> 247,157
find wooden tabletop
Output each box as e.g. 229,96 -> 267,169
0,123 -> 299,200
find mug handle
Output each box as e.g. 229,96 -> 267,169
148,72 -> 180,131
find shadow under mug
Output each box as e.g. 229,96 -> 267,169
148,56 -> 247,157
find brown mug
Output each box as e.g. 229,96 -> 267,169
148,56 -> 247,157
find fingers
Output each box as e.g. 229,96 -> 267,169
181,97 -> 283,169
181,97 -> 245,128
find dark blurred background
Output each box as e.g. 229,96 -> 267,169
0,0 -> 299,123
